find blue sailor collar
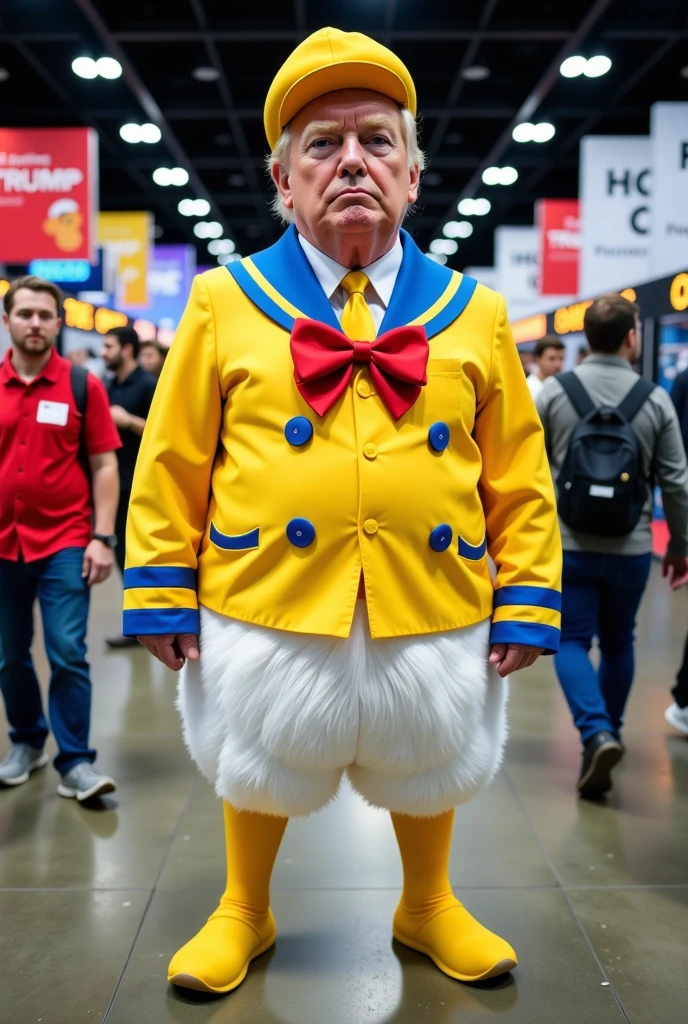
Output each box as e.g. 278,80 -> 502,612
226,224 -> 477,340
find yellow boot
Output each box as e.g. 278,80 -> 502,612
391,810 -> 517,983
168,801 -> 288,994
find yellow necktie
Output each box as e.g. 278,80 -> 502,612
340,271 -> 376,341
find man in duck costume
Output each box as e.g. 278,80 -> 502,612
125,28 -> 562,995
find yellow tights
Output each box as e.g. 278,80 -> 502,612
168,801 -> 288,993
391,809 -> 517,981
168,803 -> 516,993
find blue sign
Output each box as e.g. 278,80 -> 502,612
29,252 -> 104,291
121,245 -> 196,329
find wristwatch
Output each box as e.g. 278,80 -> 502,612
93,533 -> 118,549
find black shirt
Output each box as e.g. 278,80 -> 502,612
106,366 -> 157,489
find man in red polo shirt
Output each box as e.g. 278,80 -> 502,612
0,276 -> 122,802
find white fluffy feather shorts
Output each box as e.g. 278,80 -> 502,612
177,602 -> 508,818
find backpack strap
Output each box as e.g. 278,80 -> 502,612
617,377 -> 655,423
70,363 -> 89,417
70,364 -> 90,477
556,372 -> 596,419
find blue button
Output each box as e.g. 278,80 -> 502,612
429,422 -> 450,452
285,416 -> 313,447
287,518 -> 316,547
429,524 -> 453,552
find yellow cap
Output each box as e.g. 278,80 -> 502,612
264,27 -> 417,149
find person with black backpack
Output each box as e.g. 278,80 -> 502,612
537,293 -> 688,798
0,276 -> 122,802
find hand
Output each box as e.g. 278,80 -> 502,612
109,404 -> 132,430
489,643 -> 543,678
137,633 -> 200,672
662,554 -> 688,590
82,539 -> 114,586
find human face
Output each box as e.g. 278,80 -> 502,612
273,90 -> 420,262
139,344 -> 165,376
3,288 -> 61,356
537,346 -> 565,379
101,334 -> 124,372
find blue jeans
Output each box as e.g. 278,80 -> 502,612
554,550 -> 652,743
0,548 -> 95,773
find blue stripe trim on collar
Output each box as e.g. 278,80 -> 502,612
423,274 -> 478,340
227,260 -> 296,332
379,229 -> 454,333
248,225 -> 341,330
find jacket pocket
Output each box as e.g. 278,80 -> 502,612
458,534 -> 487,560
427,358 -> 462,377
209,521 -> 260,550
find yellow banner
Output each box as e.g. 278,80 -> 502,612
99,211 -> 151,307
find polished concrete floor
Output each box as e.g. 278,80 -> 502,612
1,564 -> 688,1023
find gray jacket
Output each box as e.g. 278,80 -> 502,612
536,355 -> 688,556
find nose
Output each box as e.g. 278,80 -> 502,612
337,134 -> 367,178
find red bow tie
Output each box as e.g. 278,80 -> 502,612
290,318 -> 429,420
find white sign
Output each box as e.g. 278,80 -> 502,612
462,266 -> 498,291
580,136 -> 652,295
494,227 -> 539,316
650,103 -> 688,278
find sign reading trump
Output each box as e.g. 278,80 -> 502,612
0,127 -> 98,263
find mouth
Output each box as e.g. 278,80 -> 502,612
333,188 -> 375,200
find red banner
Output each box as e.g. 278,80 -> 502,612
0,127 -> 98,263
537,199 -> 580,296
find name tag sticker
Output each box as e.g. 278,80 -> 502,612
589,484 -> 614,499
36,400 -> 69,426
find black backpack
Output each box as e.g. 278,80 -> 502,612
555,372 -> 655,537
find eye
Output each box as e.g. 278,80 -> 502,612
311,138 -> 334,149
369,135 -> 391,146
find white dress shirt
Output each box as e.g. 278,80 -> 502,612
298,233 -> 403,334
526,371 -> 544,400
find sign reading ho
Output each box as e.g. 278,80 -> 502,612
580,136 -> 652,296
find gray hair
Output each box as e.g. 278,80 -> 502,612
265,107 -> 426,224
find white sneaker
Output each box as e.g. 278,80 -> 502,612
665,702 -> 688,736
0,743 -> 49,786
57,762 -> 116,802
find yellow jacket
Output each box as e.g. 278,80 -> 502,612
124,227 -> 562,646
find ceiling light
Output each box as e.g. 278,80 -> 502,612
584,55 -> 612,78
425,253 -> 448,265
178,198 -> 195,216
139,123 -> 162,144
218,253 -> 242,265
423,172 -> 443,187
208,239 -> 236,256
482,167 -> 502,186
153,225 -> 164,239
482,166 -> 518,186
72,57 -> 98,79
153,168 -> 172,186
193,199 -> 210,216
95,57 -> 122,79
472,198 -> 491,215
194,221 -> 223,239
461,66 -> 490,81
531,122 -> 555,142
0,69 -> 10,83
512,122 -> 535,143
120,123 -> 142,143
680,66 -> 688,79
192,66 -> 220,82
457,198 -> 475,215
443,221 -> 473,239
169,167 -> 189,186
430,238 -> 458,256
560,55 -> 587,78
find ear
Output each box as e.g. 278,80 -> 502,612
408,163 -> 421,205
271,160 -> 294,212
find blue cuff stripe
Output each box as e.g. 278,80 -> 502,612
209,522 -> 260,550
459,535 -> 487,560
489,620 -> 560,654
123,566 -> 197,591
123,607 -> 200,638
493,586 -> 562,612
